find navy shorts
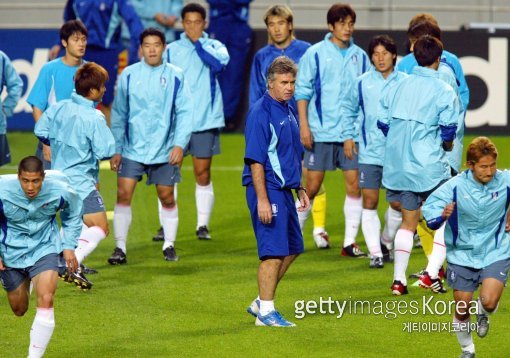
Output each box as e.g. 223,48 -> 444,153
0,133 -> 11,166
386,180 -> 447,211
185,128 -> 221,158
118,157 -> 181,186
246,186 -> 304,260
35,142 -> 52,170
359,164 -> 383,189
83,189 -> 106,215
85,45 -> 119,106
0,253 -> 59,292
304,142 -> 358,171
446,258 -> 510,292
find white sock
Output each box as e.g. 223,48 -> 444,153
381,206 -> 402,250
161,205 -> 178,250
425,223 -> 446,279
297,198 -> 312,231
259,300 -> 275,316
313,227 -> 325,236
343,195 -> 362,247
454,316 -> 474,353
393,229 -> 414,286
113,204 -> 131,253
196,182 -> 214,228
75,226 -> 107,264
28,307 -> 55,358
362,209 -> 382,257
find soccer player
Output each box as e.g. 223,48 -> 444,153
342,35 -> 407,268
27,19 -> 88,169
295,3 -> 371,256
34,62 -> 116,289
0,156 -> 82,358
377,35 -> 459,295
422,137 -> 510,358
0,50 -> 23,167
109,28 -> 192,264
164,2 -> 229,241
243,56 -> 310,327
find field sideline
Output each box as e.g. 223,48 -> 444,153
0,132 -> 509,357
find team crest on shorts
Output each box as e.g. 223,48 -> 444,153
450,270 -> 456,281
360,171 -> 365,183
271,203 -> 278,216
308,154 -> 315,166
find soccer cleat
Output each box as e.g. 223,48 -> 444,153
409,268 -> 425,279
153,226 -> 164,242
58,269 -> 74,284
255,310 -> 296,327
418,271 -> 447,293
341,243 -> 368,258
369,256 -> 384,269
476,313 -> 489,338
247,299 -> 260,318
196,226 -> 212,240
108,247 -> 127,265
69,268 -> 93,290
460,351 -> 475,358
313,231 -> 330,249
391,280 -> 409,295
163,246 -> 179,261
80,263 -> 98,275
381,243 -> 393,263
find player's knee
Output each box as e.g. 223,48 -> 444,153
195,171 -> 211,186
481,297 -> 498,312
362,197 -> 378,209
98,222 -> 109,237
38,293 -> 54,308
12,304 -> 28,317
116,189 -> 132,205
159,196 -> 176,209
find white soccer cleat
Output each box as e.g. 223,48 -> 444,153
313,231 -> 330,249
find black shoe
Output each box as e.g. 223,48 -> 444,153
58,268 -> 74,284
153,226 -> 164,242
80,263 -> 98,275
163,246 -> 179,261
108,248 -> 127,265
381,243 -> 393,263
69,268 -> 93,290
196,226 -> 212,240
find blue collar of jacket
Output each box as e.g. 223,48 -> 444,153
264,91 -> 290,110
71,92 -> 95,108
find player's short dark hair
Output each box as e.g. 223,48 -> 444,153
60,19 -> 88,42
368,35 -> 397,66
18,156 -> 44,176
75,62 -> 109,97
466,136 -> 498,164
327,3 -> 356,26
408,21 -> 441,43
267,56 -> 297,83
414,35 -> 443,67
140,27 -> 166,45
182,2 -> 206,21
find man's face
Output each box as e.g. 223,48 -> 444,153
141,35 -> 164,66
267,15 -> 292,47
469,155 -> 497,185
183,12 -> 206,43
18,171 -> 44,199
62,32 -> 87,58
268,72 -> 296,102
328,15 -> 354,47
372,44 -> 395,75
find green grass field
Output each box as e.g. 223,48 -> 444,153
0,132 -> 509,357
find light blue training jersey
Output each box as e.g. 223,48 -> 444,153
0,173 -> 82,268
165,32 -> 230,132
0,51 -> 23,134
111,60 -> 193,164
422,169 -> 510,269
34,92 -> 116,200
378,66 -> 459,192
343,69 -> 408,166
295,34 -> 372,143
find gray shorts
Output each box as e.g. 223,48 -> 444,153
359,164 -> 383,189
446,258 -> 510,292
35,141 -> 52,170
386,180 -> 447,211
0,253 -> 59,292
0,134 -> 11,166
304,142 -> 358,171
83,189 -> 106,215
185,128 -> 221,158
118,157 -> 180,186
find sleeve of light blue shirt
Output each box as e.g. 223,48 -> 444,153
27,64 -> 51,111
34,104 -> 57,145
295,49 -> 316,102
90,112 -> 116,160
111,72 -> 129,154
248,53 -> 266,108
244,110 -> 270,165
173,77 -> 193,149
341,78 -> 360,140
195,38 -> 230,74
130,0 -> 155,20
437,85 -> 460,139
60,186 -> 83,250
1,54 -> 23,117
422,178 -> 456,230
169,0 -> 183,17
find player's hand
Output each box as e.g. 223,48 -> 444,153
42,144 -> 52,162
442,202 -> 456,219
296,190 -> 310,212
257,198 -> 272,225
169,146 -> 184,166
155,13 -> 177,27
48,44 -> 61,60
110,154 -> 122,172
63,249 -> 78,273
300,124 -> 314,149
0,257 -> 5,271
343,139 -> 357,160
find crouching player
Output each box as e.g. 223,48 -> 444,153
0,157 -> 82,358
422,137 -> 510,358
